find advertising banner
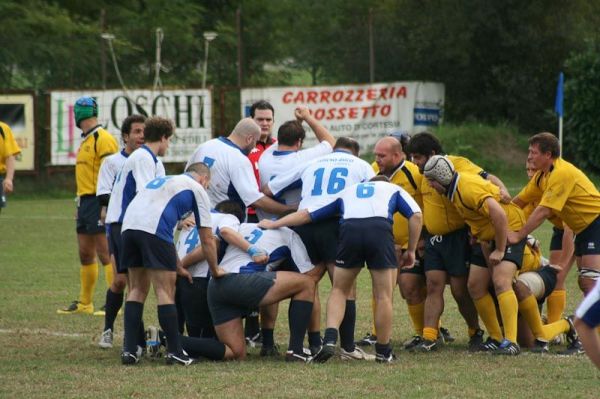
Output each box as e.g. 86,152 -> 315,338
0,94 -> 35,171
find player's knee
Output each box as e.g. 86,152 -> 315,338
578,268 -> 600,294
111,276 -> 127,292
467,279 -> 486,299
426,277 -> 445,294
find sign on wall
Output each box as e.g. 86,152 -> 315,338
0,94 -> 35,171
50,89 -> 211,165
241,82 -> 444,148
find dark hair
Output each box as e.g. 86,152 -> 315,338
143,116 -> 174,143
405,132 -> 444,156
121,114 -> 146,137
370,175 -> 390,183
215,200 -> 245,223
529,132 -> 560,158
250,100 -> 274,118
277,120 -> 306,146
334,137 -> 360,156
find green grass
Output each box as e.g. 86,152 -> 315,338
1,198 -> 599,399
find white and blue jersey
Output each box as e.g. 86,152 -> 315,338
96,149 -> 128,196
257,141 -> 332,220
106,145 -> 165,224
122,174 -> 212,243
186,137 -> 264,208
310,181 -> 421,222
176,212 -> 240,278
218,223 -> 313,274
576,278 -> 600,328
268,149 -> 375,212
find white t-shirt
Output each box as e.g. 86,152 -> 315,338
186,137 -> 264,207
218,223 -> 313,274
122,174 -> 212,243
96,149 -> 128,196
256,141 -> 332,220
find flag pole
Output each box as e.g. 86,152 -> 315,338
555,72 -> 564,157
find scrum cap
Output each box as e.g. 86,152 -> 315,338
423,155 -> 455,186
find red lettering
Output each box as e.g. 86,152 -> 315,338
320,91 -> 331,103
397,86 -> 407,98
379,87 -> 388,100
348,107 -> 358,118
314,108 -> 325,120
306,91 -> 318,104
326,108 -> 336,120
332,90 -> 344,102
293,91 -> 305,103
356,89 -> 364,102
282,92 -> 293,104
389,86 -> 395,98
337,108 -> 346,119
367,89 -> 377,100
344,90 -> 354,102
381,104 -> 391,116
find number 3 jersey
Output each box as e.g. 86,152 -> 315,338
176,212 -> 241,278
268,149 -> 375,212
218,223 -> 313,274
122,174 -> 212,243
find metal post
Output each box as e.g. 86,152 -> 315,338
236,7 -> 243,88
369,8 -> 375,83
202,32 -> 218,89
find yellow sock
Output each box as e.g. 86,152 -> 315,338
497,290 -> 519,343
474,294 -> 503,341
546,289 -> 566,323
371,295 -> 377,336
407,302 -> 425,336
541,319 -> 569,341
79,263 -> 98,305
423,327 -> 438,341
518,295 -> 545,339
104,263 -> 114,288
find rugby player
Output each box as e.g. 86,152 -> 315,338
0,120 -> 21,213
575,279 -> 600,368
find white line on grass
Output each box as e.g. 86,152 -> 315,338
0,328 -> 85,338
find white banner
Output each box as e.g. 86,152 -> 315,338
241,82 -> 444,148
49,89 -> 211,165
0,94 -> 35,171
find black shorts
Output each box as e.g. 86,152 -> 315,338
294,217 -> 339,264
76,195 -> 104,235
335,218 -> 397,269
470,238 -> 526,269
423,227 -> 470,277
574,216 -> 600,256
517,266 -> 558,302
108,223 -> 127,274
550,227 -> 564,251
207,272 -> 276,326
120,229 -> 177,271
177,276 -> 214,338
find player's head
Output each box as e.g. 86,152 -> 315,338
423,155 -> 455,194
250,100 -> 274,141
74,96 -> 98,128
525,160 -> 537,180
369,175 -> 390,183
374,136 -> 404,175
528,132 -> 559,170
277,120 -> 306,148
231,117 -> 261,152
144,116 -> 174,156
334,137 -> 360,156
186,162 -> 211,189
405,132 -> 444,172
121,114 -> 146,152
388,131 -> 411,157
215,200 -> 245,223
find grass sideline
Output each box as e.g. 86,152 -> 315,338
1,198 -> 599,398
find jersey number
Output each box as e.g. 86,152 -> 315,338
244,229 -> 263,244
184,228 -> 200,254
311,167 -> 348,196
202,157 -> 215,168
146,176 -> 171,189
356,183 -> 375,198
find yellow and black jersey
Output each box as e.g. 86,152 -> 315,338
516,174 -> 563,228
76,126 -> 118,197
448,172 -> 525,241
373,159 -> 422,247
519,243 -> 542,274
0,121 -> 22,175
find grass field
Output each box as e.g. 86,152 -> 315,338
1,197 -> 599,399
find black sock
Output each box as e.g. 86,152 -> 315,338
103,289 -> 124,332
339,300 -> 356,352
308,331 -> 322,347
288,300 -> 313,354
180,335 -> 226,360
244,311 -> 260,338
158,304 -> 183,356
262,328 -> 274,348
123,301 -> 144,353
323,328 -> 338,345
375,342 -> 392,357
138,320 -> 146,349
175,289 -> 186,335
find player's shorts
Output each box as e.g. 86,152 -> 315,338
550,227 -> 564,251
516,265 -> 558,301
120,229 -> 177,271
470,238 -> 526,269
207,272 -> 276,326
270,258 -> 315,274
76,195 -> 104,235
335,218 -> 397,270
294,217 -> 339,264
108,223 -> 127,273
423,227 -> 470,277
574,216 -> 600,256
0,175 -> 5,208
177,276 -> 214,337
575,279 -> 600,328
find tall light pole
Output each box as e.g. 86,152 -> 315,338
202,31 -> 218,89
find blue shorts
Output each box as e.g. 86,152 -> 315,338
108,223 -> 127,274
120,229 -> 177,271
294,217 -> 339,264
76,195 -> 104,235
336,218 -> 397,269
576,279 -> 600,328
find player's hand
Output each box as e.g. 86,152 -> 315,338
211,266 -> 228,279
178,216 -> 196,230
177,262 -> 193,283
3,178 -> 13,194
100,207 -> 107,225
247,245 -> 269,264
489,249 -> 504,266
416,238 -> 425,258
507,231 -> 521,245
258,219 -> 278,229
294,105 -> 311,121
499,188 -> 512,204
401,250 -> 416,269
252,254 -> 269,264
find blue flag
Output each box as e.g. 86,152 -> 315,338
555,72 -> 564,117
